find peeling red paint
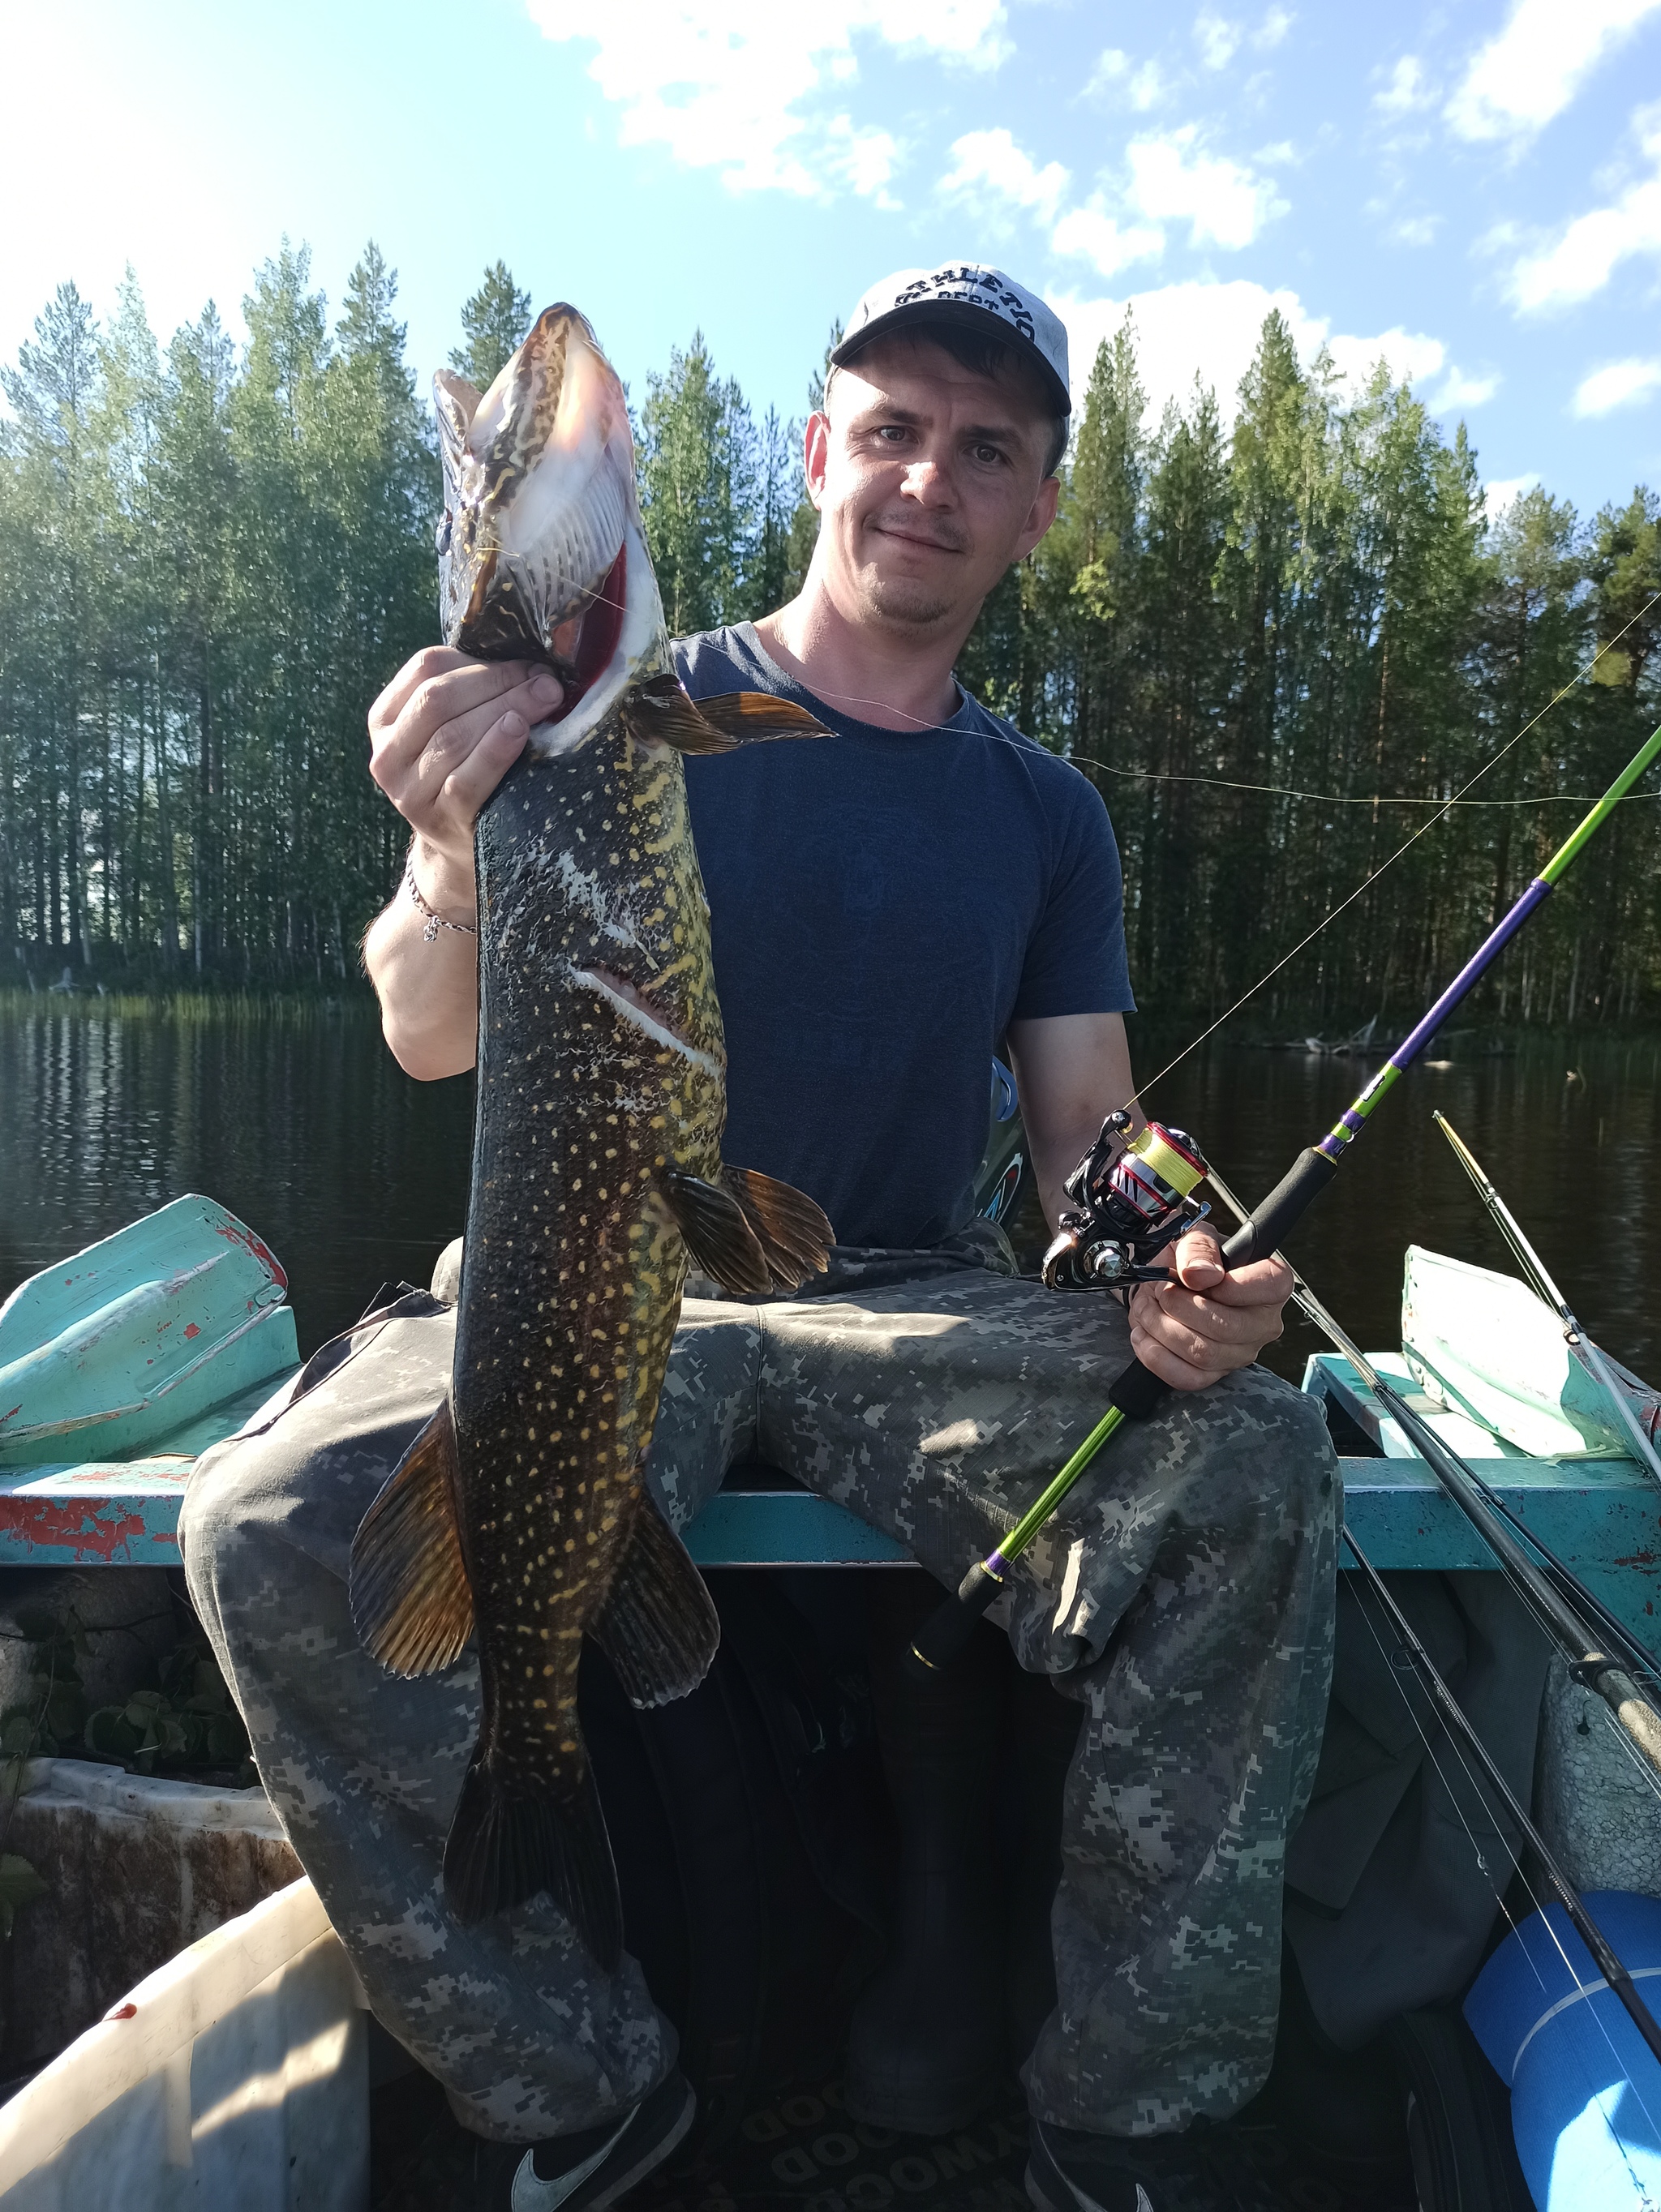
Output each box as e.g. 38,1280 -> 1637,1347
213,1219 -> 287,1291
0,1498 -> 152,1561
183,1322 -> 201,1339
1613,1550 -> 1659,1570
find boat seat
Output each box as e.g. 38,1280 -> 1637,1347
0,1354 -> 1655,1641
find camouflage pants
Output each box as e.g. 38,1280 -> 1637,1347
180,1240 -> 1337,2145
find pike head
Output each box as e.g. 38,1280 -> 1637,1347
433,306 -> 665,755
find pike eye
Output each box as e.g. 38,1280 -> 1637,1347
436,510 -> 453,555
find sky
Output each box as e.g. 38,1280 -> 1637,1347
4,0 -> 1660,517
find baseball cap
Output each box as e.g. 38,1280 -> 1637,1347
830,264 -> 1071,420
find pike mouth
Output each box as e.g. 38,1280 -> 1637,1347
542,542 -> 628,720
570,965 -> 718,1074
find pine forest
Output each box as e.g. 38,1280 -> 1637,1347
2,245 -> 1658,1032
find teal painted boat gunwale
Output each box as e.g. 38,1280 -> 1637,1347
1307,1351 -> 1661,1642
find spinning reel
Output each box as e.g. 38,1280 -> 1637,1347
1041,1112 -> 1212,1296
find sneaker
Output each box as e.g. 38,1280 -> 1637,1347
505,2069 -> 695,2211
1026,2116 -> 1172,2212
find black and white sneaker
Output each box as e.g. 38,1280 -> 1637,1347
1026,2116 -> 1171,2212
505,2069 -> 695,2212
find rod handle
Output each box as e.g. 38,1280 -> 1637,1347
1109,1357 -> 1168,1420
908,1561 -> 1004,1674
1219,1147 -> 1337,1267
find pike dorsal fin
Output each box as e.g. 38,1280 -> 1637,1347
349,1399 -> 474,1678
621,675 -> 830,756
587,1491 -> 719,1709
721,1165 -> 835,1289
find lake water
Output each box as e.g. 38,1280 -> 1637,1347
4,1001 -> 1659,1387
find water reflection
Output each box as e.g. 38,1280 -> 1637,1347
3,1004 -> 1657,1387
2,1005 -> 474,1352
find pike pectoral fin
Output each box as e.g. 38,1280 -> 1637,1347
620,675 -> 830,756
722,1165 -> 835,1289
444,1756 -> 621,1966
661,1170 -> 774,1294
692,691 -> 830,742
589,1492 -> 720,1709
349,1400 -> 474,1678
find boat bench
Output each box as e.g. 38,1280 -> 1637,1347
4,1350 -> 1658,1639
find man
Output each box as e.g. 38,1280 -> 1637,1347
182,264 -> 1336,2212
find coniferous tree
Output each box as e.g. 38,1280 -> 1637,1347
0,260 -> 1656,1027
450,263 -> 531,392
639,332 -> 755,634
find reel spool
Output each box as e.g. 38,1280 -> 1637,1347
1041,1112 -> 1210,1292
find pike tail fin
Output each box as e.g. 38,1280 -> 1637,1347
444,1745 -> 621,1969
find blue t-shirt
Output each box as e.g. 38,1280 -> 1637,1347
673,623 -> 1134,1250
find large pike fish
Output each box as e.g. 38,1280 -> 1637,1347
349,307 -> 832,1965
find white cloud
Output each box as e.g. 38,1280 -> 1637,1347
826,118 -> 903,206
1433,368 -> 1500,410
1324,326 -> 1445,390
1446,0 -> 1661,141
1391,213 -> 1441,247
1484,473 -> 1541,514
1255,7 -> 1294,48
939,127 -> 1068,224
1125,126 -> 1287,251
1048,279 -> 1452,424
1086,48 -> 1130,94
1508,117 -> 1661,307
1373,56 -> 1432,118
1084,47 -> 1173,107
526,0 -> 1009,199
1195,11 -> 1242,70
1051,200 -> 1166,277
1573,356 -> 1661,414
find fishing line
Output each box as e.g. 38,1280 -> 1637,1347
1346,1568 -> 1661,2146
1346,1563 -> 1661,2176
1202,1164 -> 1661,1782
1343,1557 -> 1661,2183
1122,587 -> 1661,1111
1343,1571 -> 1659,2191
1074,760 -> 1661,807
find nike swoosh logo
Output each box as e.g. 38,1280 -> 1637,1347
511,2106 -> 637,2211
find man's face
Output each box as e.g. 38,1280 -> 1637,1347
805,333 -> 1061,637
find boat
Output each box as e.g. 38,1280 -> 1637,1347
2,1154 -> 1659,2210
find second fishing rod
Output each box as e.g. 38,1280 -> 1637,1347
910,719 -> 1661,1673
1196,1155 -> 1661,1782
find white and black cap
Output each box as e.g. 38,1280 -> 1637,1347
831,264 -> 1071,419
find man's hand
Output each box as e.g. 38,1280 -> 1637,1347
1127,1228 -> 1290,1391
368,647 -> 563,908
363,648 -> 564,1080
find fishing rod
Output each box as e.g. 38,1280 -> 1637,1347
1435,1111 -> 1661,1491
911,719 -> 1661,1672
1197,1159 -> 1661,1781
1343,1526 -> 1661,2073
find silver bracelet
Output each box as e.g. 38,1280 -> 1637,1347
404,854 -> 479,942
